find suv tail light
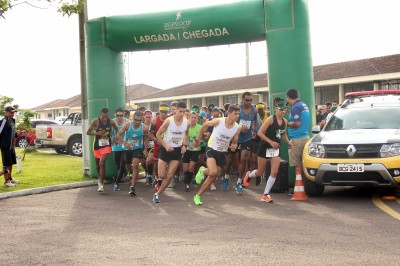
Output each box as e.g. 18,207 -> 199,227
46,127 -> 52,138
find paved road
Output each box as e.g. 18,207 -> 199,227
1,181 -> 399,265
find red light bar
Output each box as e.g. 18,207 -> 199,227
345,90 -> 400,98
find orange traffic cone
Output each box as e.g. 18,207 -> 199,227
291,166 -> 308,201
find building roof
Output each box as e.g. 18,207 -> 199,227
133,53 -> 400,101
31,84 -> 161,111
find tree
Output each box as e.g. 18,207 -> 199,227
0,0 -> 85,18
0,95 -> 18,117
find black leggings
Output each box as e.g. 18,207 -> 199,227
113,151 -> 126,183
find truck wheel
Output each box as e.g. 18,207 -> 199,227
17,137 -> 28,148
55,148 -> 67,154
68,138 -> 82,157
303,176 -> 325,197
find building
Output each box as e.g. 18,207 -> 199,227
32,54 -> 400,118
132,54 -> 400,109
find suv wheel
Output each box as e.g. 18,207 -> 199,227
68,138 -> 82,157
17,137 -> 29,148
303,177 -> 325,197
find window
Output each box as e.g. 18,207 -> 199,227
343,82 -> 373,94
381,79 -> 400,90
47,113 -> 52,118
315,86 -> 339,105
223,95 -> 238,105
190,98 -> 202,108
206,96 -> 219,107
150,102 -> 159,111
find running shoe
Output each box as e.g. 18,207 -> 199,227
154,183 -> 160,191
168,179 -> 175,188
222,178 -> 229,192
255,176 -> 261,186
261,194 -> 273,203
195,166 -> 205,184
98,183 -> 104,192
153,193 -> 160,203
185,185 -> 190,192
146,176 -> 153,186
210,183 -> 216,191
174,175 -> 179,182
4,181 -> 15,187
236,183 -> 243,195
193,195 -> 202,205
113,182 -> 120,191
243,171 -> 251,187
129,186 -> 136,196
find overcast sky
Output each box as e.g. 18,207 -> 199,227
1,0 -> 400,109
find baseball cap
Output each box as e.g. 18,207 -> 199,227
208,103 -> 215,110
4,106 -> 17,113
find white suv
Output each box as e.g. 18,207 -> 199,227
302,90 -> 400,196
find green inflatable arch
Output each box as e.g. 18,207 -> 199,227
85,0 -> 315,179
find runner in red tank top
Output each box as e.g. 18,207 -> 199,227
151,103 -> 169,190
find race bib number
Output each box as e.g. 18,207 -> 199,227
99,138 -> 110,147
188,138 -> 195,150
128,139 -> 140,147
171,137 -> 181,145
266,148 -> 279,157
239,120 -> 251,129
148,141 -> 154,149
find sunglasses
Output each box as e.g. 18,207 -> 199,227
116,114 -> 124,117
133,118 -> 142,122
278,108 -> 287,111
244,98 -> 252,102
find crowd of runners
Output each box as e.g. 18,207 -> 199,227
86,88 -> 310,206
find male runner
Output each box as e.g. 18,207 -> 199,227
153,101 -> 189,203
117,111 -> 149,196
86,108 -> 118,192
193,104 -> 241,205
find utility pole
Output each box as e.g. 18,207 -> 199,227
245,43 -> 250,76
79,1 -> 90,176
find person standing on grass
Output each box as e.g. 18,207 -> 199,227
86,108 -> 118,193
193,104 -> 241,206
0,106 -> 19,187
243,99 -> 293,203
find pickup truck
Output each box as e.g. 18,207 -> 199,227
35,112 -> 83,157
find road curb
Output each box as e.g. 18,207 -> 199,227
0,180 -> 98,200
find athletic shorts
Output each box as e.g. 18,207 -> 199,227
205,147 -> 227,169
200,146 -> 206,154
257,142 -> 279,159
93,146 -> 112,159
238,140 -> 252,151
152,144 -> 160,160
251,139 -> 260,154
182,150 -> 200,163
289,136 -> 310,167
124,148 -> 143,163
159,146 -> 182,162
1,147 -> 16,167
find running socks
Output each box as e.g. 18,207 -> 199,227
264,176 -> 276,195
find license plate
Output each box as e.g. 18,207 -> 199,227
337,164 -> 364,172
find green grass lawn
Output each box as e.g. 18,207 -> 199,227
0,148 -> 93,193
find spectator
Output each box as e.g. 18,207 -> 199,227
286,88 -> 310,171
0,106 -> 19,187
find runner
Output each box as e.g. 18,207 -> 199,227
111,107 -> 127,191
244,99 -> 292,202
117,111 -> 149,196
182,110 -> 202,192
86,108 -> 118,192
153,101 -> 189,203
151,103 -> 169,191
142,110 -> 157,186
193,104 -> 241,206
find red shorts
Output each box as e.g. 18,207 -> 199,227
152,144 -> 160,160
93,146 -> 112,159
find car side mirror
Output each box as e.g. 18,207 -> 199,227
312,125 -> 321,134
